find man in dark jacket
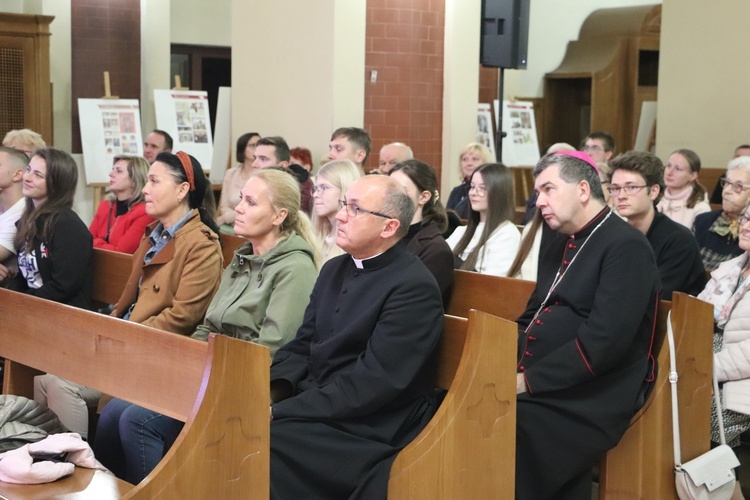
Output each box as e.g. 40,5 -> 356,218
269,175 -> 443,499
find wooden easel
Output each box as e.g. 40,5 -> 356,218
172,75 -> 189,91
91,71 -> 119,207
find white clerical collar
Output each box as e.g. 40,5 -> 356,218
351,251 -> 385,269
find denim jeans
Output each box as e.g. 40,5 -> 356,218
93,398 -> 184,484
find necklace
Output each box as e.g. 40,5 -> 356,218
525,209 -> 613,333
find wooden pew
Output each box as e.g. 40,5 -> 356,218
598,292 -> 713,499
0,288 -> 270,499
220,232 -> 245,266
91,248 -> 132,306
0,290 -> 518,498
388,310 -> 518,498
446,269 -> 535,322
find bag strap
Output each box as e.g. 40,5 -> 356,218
668,310 -> 726,469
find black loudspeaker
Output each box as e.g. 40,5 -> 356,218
480,0 -> 530,69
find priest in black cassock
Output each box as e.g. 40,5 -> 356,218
268,175 -> 444,499
515,151 -> 660,499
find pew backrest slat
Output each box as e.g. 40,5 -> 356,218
446,269 -> 535,321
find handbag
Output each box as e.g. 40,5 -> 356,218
668,311 -> 740,499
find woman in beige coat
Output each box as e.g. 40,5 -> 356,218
34,151 -> 222,439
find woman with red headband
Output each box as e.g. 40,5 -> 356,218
34,151 -> 223,440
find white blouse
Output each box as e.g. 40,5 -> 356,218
447,220 -> 521,277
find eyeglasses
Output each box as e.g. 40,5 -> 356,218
338,200 -> 393,219
607,185 -> 648,196
740,213 -> 750,225
720,178 -> 750,194
313,184 -> 337,194
469,184 -> 487,197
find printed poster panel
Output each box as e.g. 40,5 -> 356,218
477,103 -> 496,159
154,90 -> 213,171
493,100 -> 541,167
78,99 -> 143,185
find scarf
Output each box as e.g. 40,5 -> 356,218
698,253 -> 750,328
709,212 -> 740,239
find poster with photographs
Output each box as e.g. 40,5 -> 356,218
78,99 -> 144,185
154,90 -> 213,171
477,103 -> 496,158
493,100 -> 541,167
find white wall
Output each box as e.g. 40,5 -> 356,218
231,0 -> 365,168
171,0 -> 230,47
141,0 -> 171,135
656,0 -> 750,167
441,0 -> 482,197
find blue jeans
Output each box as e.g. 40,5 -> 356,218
93,398 -> 184,484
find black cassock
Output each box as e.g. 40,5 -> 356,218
270,244 -> 443,499
516,208 -> 659,499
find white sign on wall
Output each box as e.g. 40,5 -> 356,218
494,100 -> 541,167
78,99 -> 144,185
154,90 -> 214,171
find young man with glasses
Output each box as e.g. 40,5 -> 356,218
694,156 -> 750,271
609,151 -> 706,299
580,130 -> 615,164
269,174 -> 443,499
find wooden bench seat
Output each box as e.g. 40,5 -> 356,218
598,292 -> 713,499
0,288 -> 518,497
446,269 -> 535,321
0,288 -> 270,499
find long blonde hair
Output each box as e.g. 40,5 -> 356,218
252,168 -> 322,269
311,159 -> 362,261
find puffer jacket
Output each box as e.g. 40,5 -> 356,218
0,395 -> 66,452
699,252 -> 750,414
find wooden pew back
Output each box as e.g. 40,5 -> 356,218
0,288 -> 270,499
446,269 -> 535,321
389,310 -> 517,498
220,233 -> 245,267
91,248 -> 132,306
598,292 -> 713,499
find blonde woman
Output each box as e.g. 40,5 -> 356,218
445,142 -> 494,220
311,159 -> 362,261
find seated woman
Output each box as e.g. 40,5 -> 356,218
446,163 -> 520,277
312,159 -> 361,262
216,132 -> 261,234
93,168 -> 321,484
656,148 -> 710,228
694,156 -> 750,272
389,159 -> 453,301
9,148 -> 92,309
34,151 -> 223,440
697,203 -> 750,457
445,142 -> 493,220
89,155 -> 153,253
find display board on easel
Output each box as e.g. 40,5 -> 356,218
154,89 -> 214,171
493,100 -> 540,167
78,98 -> 144,185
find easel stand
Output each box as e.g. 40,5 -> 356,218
90,71 -> 119,207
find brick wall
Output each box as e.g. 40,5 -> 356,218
364,0 -> 445,180
71,0 -> 141,154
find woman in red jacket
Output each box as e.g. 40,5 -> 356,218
89,155 -> 153,253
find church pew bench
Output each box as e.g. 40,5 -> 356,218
598,292 -> 713,499
91,248 -> 132,306
446,269 -> 535,322
388,309 -> 518,498
220,232 -> 245,266
0,288 -> 270,499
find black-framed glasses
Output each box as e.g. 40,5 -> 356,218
607,185 -> 648,196
720,178 -> 750,194
338,200 -> 393,219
